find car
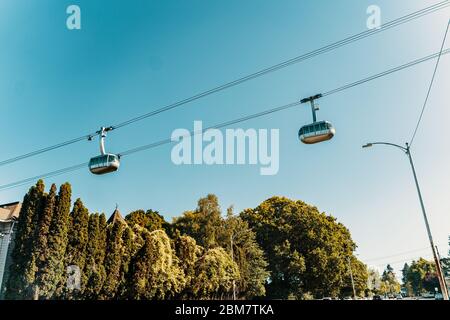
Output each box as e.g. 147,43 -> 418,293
373,295 -> 383,300
396,294 -> 403,300
322,297 -> 332,300
435,293 -> 443,300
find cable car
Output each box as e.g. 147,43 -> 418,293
298,94 -> 335,145
89,127 -> 120,175
299,120 -> 335,144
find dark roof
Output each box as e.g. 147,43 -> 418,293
107,208 -> 126,225
0,202 -> 21,222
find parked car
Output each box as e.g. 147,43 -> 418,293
373,295 -> 383,300
435,293 -> 443,300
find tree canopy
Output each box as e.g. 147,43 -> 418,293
4,182 -> 367,300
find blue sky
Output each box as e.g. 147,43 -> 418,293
0,0 -> 449,276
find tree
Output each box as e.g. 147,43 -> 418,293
218,209 -> 269,299
83,213 -> 107,299
172,196 -> 269,299
241,196 -> 357,299
5,180 -> 45,299
367,268 -> 381,295
403,258 -> 440,295
116,226 -> 139,298
62,198 -> 89,299
125,209 -> 169,232
380,264 -> 401,295
345,257 -> 368,297
100,219 -> 126,299
173,235 -> 202,299
192,247 -> 240,299
127,229 -> 184,299
173,194 -> 223,249
43,182 -> 72,298
34,184 -> 58,299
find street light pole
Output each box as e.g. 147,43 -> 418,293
363,142 -> 449,300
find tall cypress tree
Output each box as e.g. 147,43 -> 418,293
34,184 -> 57,299
100,220 -> 125,299
5,180 -> 45,299
117,226 -> 136,299
43,182 -> 72,298
83,213 -> 107,299
62,198 -> 89,299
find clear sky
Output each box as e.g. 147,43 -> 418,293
0,0 -> 449,277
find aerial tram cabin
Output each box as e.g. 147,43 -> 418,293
299,120 -> 335,144
89,127 -> 120,175
298,94 -> 335,144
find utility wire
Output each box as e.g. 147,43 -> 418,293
409,19 -> 450,147
110,1 -> 450,130
1,49 -> 449,192
363,245 -> 447,263
0,1 -> 448,168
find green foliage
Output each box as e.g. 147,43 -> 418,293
219,212 -> 270,299
43,182 -> 72,298
192,247 -> 240,299
34,184 -> 57,299
7,185 -> 367,301
241,196 -> 359,299
83,213 -> 107,299
99,220 -> 125,299
173,194 -> 223,249
127,229 -> 185,299
379,264 -> 401,295
403,258 -> 440,295
5,180 -> 45,299
62,198 -> 89,299
173,235 -> 202,298
125,209 -> 169,232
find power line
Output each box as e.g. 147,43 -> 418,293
322,49 -> 450,97
0,48 -> 448,192
0,1 -> 448,168
373,255 -> 435,268
364,244 -> 447,263
409,19 -> 450,146
109,1 -> 450,130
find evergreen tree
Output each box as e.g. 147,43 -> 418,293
173,235 -> 203,299
116,226 -> 137,298
34,184 -> 57,299
5,180 -> 45,299
83,213 -> 107,299
63,198 -> 89,299
100,220 -> 125,299
43,183 -> 72,298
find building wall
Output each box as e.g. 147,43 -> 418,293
0,220 -> 17,299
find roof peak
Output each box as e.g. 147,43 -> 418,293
107,207 -> 125,225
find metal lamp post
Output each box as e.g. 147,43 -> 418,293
362,142 -> 449,300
